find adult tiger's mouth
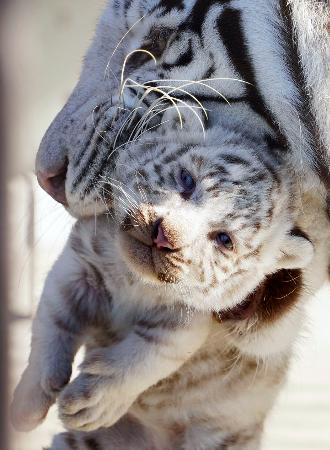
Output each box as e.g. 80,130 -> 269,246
119,230 -> 181,284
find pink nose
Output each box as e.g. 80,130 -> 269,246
36,163 -> 68,206
152,220 -> 174,250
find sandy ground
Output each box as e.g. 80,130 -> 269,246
8,184 -> 330,450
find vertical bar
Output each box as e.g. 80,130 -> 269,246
0,0 -> 9,448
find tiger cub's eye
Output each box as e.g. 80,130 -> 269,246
216,233 -> 234,251
180,169 -> 196,197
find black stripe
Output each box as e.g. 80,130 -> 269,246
73,105 -> 107,169
163,38 -> 194,70
158,0 -> 184,15
73,128 -> 98,169
136,316 -> 179,330
255,153 -> 281,185
73,130 -> 115,193
166,92 -> 248,105
53,315 -> 78,335
65,434 -> 78,450
153,163 -> 165,184
72,147 -> 99,191
124,0 -> 133,12
243,173 -> 268,184
125,52 -> 156,74
135,329 -> 160,344
206,183 -> 220,193
72,141 -> 109,192
221,154 -> 251,166
162,146 -> 191,164
279,1 -> 330,190
203,166 -> 230,179
189,0 -> 231,33
82,147 -> 118,195
85,437 -> 102,450
202,57 -> 216,79
264,134 -> 284,151
290,227 -> 311,243
217,8 -> 278,132
72,101 -> 129,191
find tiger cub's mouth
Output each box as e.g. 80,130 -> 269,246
119,229 -> 182,285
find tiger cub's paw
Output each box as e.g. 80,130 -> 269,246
11,366 -> 54,432
58,373 -> 134,432
11,360 -> 72,432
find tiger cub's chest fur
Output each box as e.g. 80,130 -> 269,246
133,325 -> 288,434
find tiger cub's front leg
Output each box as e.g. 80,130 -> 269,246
11,243 -> 110,432
59,311 -> 211,432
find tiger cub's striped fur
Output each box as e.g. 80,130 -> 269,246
12,125 -> 330,449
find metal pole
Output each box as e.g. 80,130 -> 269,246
0,0 -> 10,447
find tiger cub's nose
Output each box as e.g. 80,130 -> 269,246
36,160 -> 68,205
152,219 -> 175,251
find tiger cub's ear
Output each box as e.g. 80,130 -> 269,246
276,228 -> 314,270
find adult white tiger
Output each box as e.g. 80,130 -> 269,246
36,0 -> 330,218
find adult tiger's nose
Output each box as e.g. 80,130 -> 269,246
36,161 -> 68,205
152,219 -> 175,251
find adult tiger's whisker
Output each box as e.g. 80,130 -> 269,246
99,178 -> 139,211
104,13 -> 147,80
100,173 -> 140,204
143,76 -> 251,87
112,106 -> 145,152
120,50 -> 157,95
116,51 -> 245,144
122,77 -> 184,130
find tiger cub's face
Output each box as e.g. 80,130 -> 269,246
111,129 -> 313,312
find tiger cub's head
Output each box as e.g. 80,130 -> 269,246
112,127 -> 313,312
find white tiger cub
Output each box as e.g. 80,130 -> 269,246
12,124 -> 330,449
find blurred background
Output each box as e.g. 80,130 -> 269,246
1,1 -> 329,449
